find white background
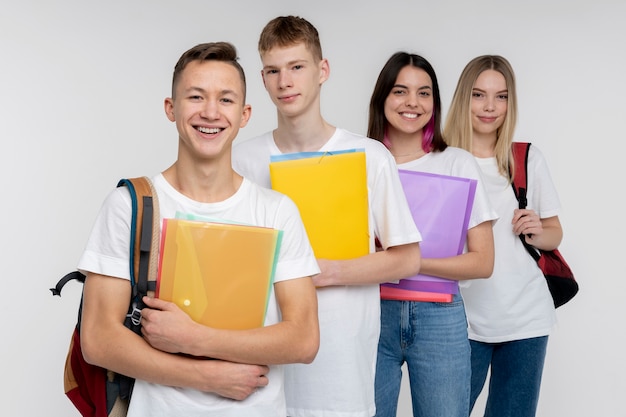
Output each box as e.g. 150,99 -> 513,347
1,1 -> 623,416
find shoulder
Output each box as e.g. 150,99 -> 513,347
525,143 -> 551,172
333,128 -> 394,163
243,178 -> 298,211
441,146 -> 476,160
233,132 -> 273,153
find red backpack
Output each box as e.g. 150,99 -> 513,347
50,177 -> 160,416
511,142 -> 578,308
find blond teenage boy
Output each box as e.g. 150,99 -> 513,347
232,16 -> 422,417
79,42 -> 319,417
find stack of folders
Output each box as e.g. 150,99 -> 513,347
380,170 -> 477,303
269,149 -> 369,260
156,214 -> 282,330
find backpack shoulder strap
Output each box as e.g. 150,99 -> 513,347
510,142 -> 541,262
511,141 -> 531,210
117,177 -> 160,331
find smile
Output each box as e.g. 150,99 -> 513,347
197,126 -> 223,134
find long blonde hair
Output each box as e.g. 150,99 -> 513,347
444,55 -> 518,179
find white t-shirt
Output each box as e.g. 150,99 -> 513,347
460,144 -> 559,343
397,146 -> 498,232
78,174 -> 320,417
233,128 -> 422,417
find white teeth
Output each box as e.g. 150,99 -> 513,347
401,113 -> 418,119
197,127 -> 221,134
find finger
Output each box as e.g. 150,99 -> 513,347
142,296 -> 171,310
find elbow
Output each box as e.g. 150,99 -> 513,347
299,343 -> 319,364
409,243 -> 421,276
80,328 -> 102,366
481,264 -> 494,279
296,327 -> 320,364
480,256 -> 495,278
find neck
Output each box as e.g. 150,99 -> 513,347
472,132 -> 497,158
274,114 -> 336,153
162,159 -> 242,203
386,130 -> 426,162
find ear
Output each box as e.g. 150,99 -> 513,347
319,58 -> 330,85
164,97 -> 175,122
240,104 -> 252,128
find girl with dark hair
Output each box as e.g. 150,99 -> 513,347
368,52 -> 497,417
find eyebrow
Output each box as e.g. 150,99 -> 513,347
472,87 -> 508,94
263,59 -> 308,71
186,86 -> 240,97
393,83 -> 432,90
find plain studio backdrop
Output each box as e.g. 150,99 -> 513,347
1,1 -> 622,416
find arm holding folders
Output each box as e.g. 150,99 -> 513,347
381,170 -> 477,302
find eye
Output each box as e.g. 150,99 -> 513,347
472,92 -> 484,99
293,65 -> 303,71
220,97 -> 234,104
265,69 -> 278,75
392,89 -> 406,96
419,91 -> 431,97
497,94 -> 509,101
189,95 -> 203,101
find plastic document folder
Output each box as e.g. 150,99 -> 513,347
269,149 -> 369,260
157,218 -> 282,330
381,170 -> 477,302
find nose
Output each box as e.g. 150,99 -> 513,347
278,70 -> 292,89
406,93 -> 419,107
200,100 -> 220,120
484,97 -> 495,112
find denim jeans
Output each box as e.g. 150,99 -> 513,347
374,295 -> 470,417
469,336 -> 549,417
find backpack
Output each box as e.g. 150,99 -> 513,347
511,142 -> 579,308
50,177 -> 160,417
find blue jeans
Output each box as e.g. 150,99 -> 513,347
374,295 -> 470,417
469,336 -> 549,417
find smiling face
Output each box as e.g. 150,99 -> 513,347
164,60 -> 251,162
470,69 -> 508,142
384,65 -> 434,140
260,42 -> 328,119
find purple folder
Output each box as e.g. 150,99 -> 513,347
382,170 -> 477,294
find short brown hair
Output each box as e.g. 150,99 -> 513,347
258,16 -> 323,61
171,42 -> 246,99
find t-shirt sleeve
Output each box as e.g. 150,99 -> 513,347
368,144 -> 422,250
77,187 -> 133,280
528,145 -> 561,218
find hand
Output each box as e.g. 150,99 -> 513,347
140,296 -> 198,354
512,208 -> 543,240
198,361 -> 270,401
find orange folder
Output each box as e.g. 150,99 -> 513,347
269,150 -> 369,260
156,218 -> 282,330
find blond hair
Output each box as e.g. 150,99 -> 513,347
444,55 -> 518,178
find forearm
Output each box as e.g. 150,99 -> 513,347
420,253 -> 491,280
420,221 -> 494,280
526,216 -> 563,251
185,319 -> 317,365
150,277 -> 320,365
315,242 -> 420,286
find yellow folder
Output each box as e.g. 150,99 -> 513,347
156,218 -> 282,330
269,149 -> 369,260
